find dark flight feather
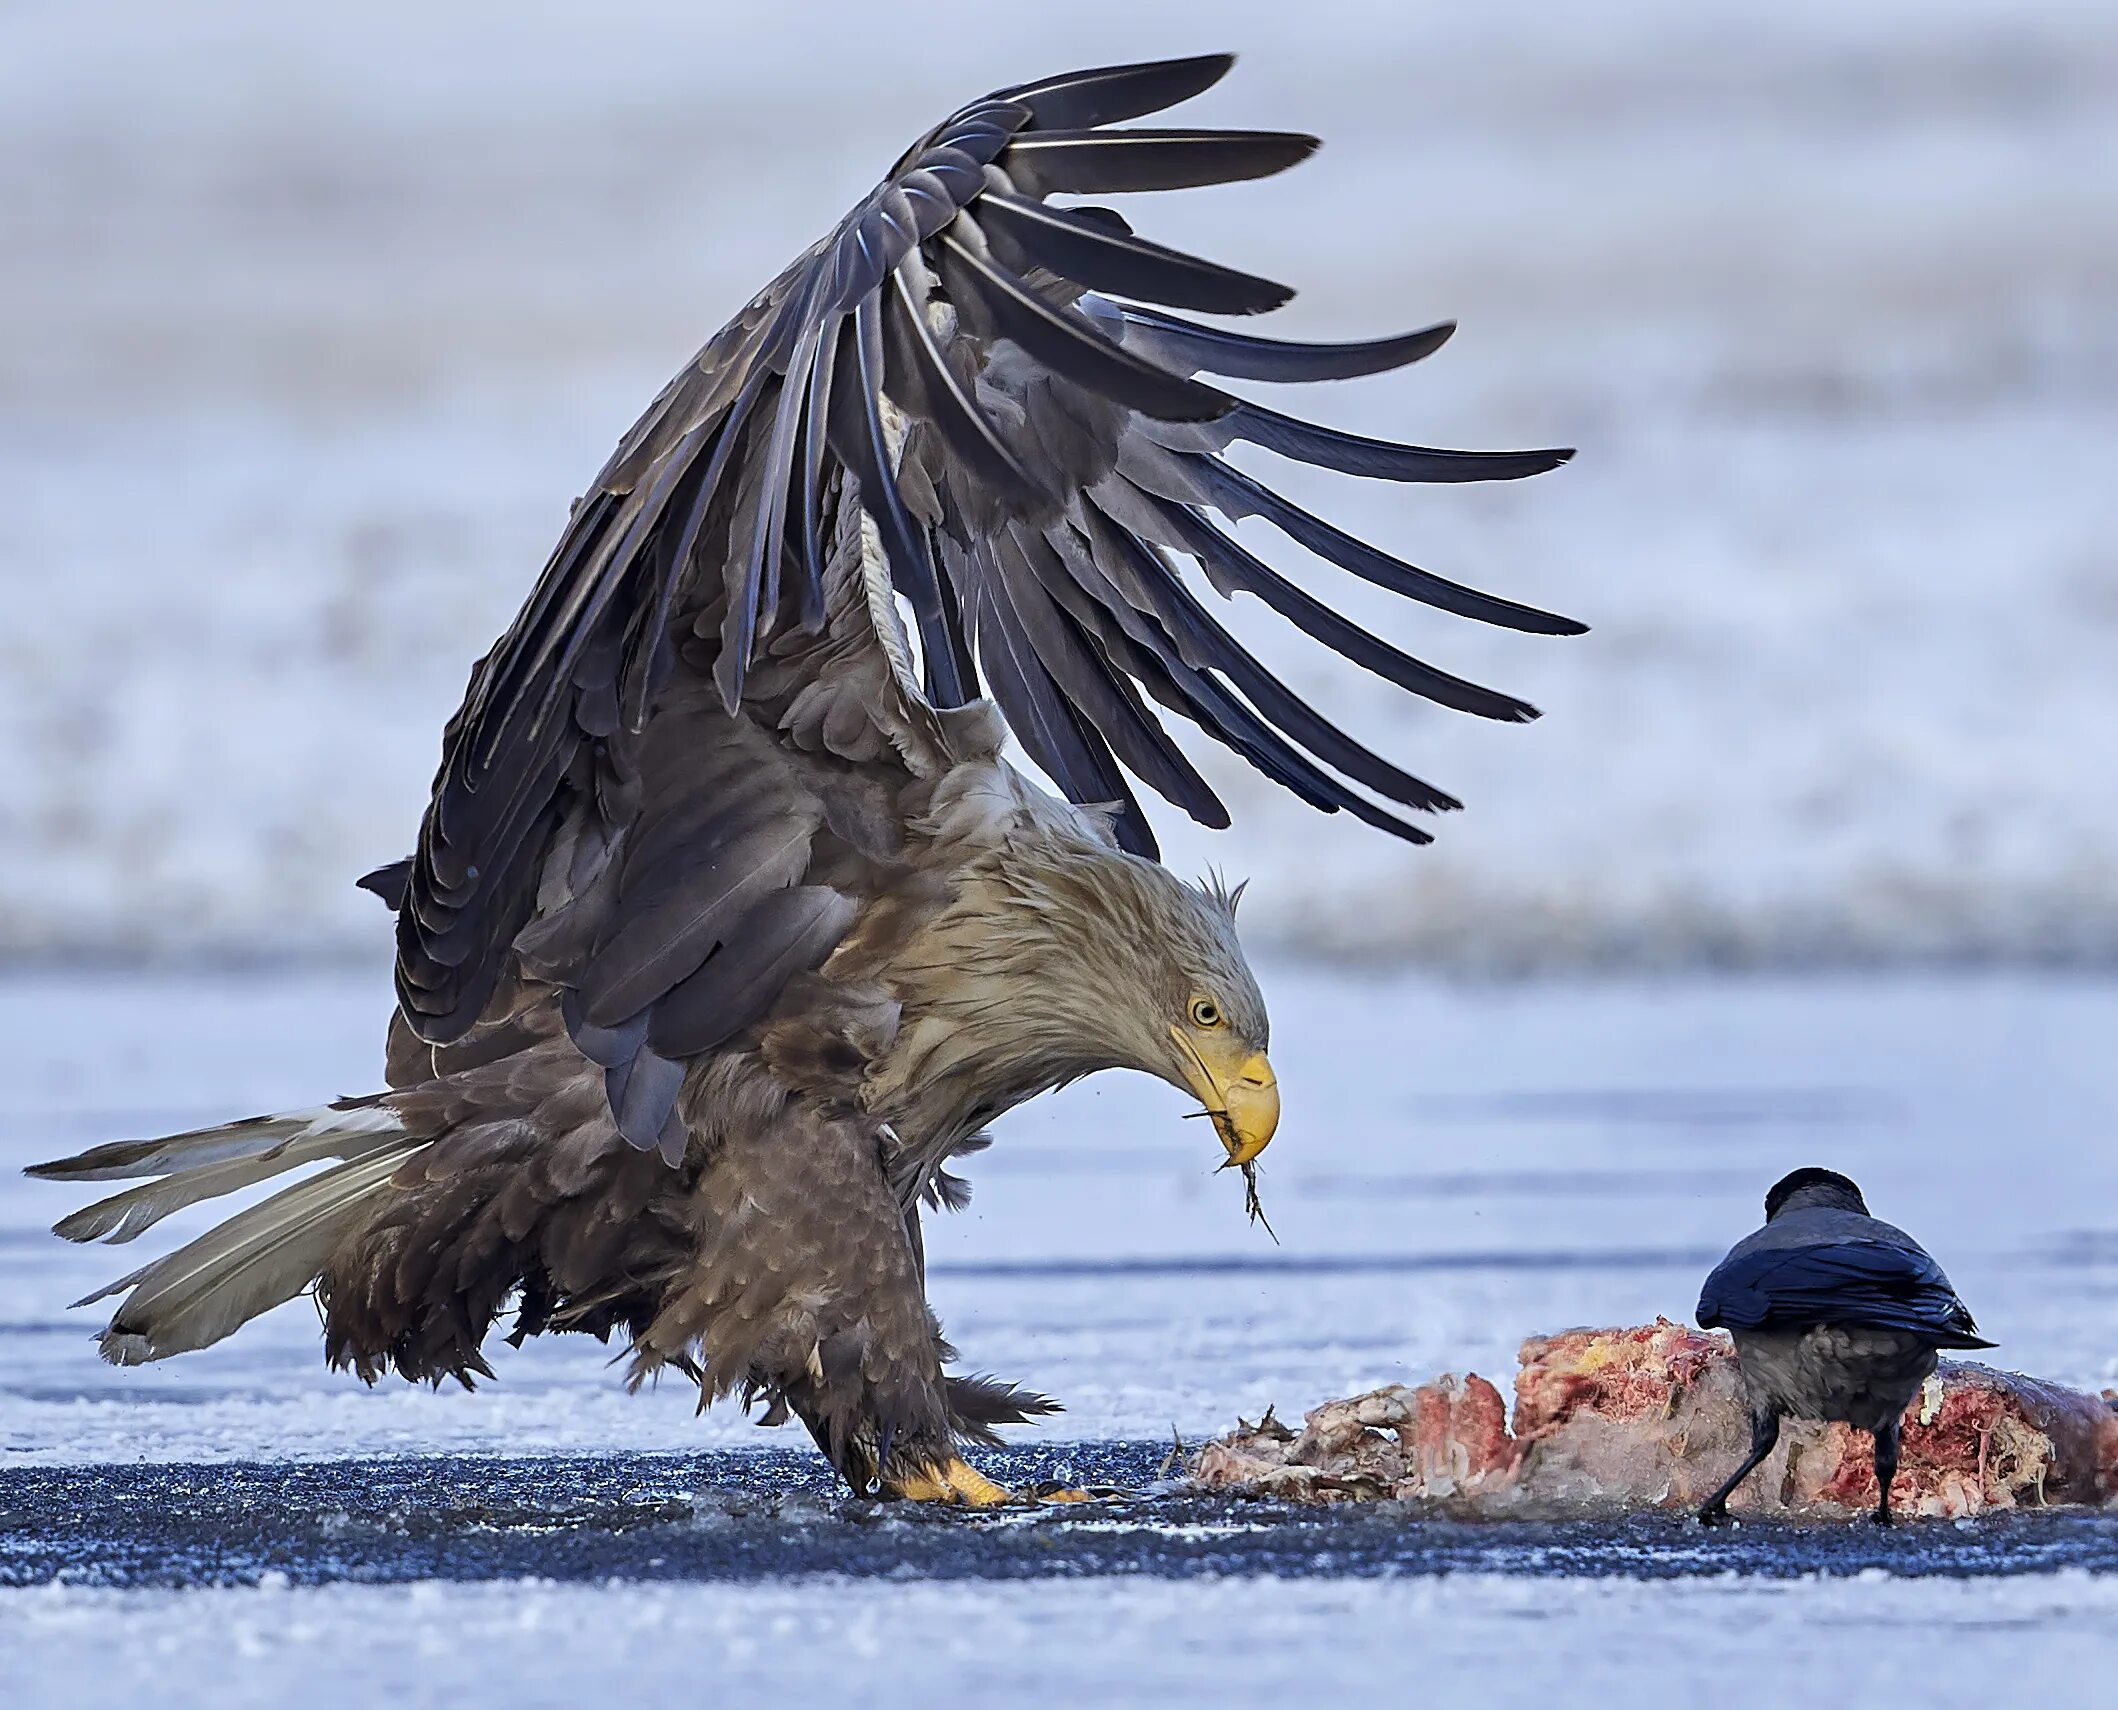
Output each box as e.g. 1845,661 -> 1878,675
977,191 -> 1293,316
1041,514 -> 1445,835
1117,304 -> 1458,382
999,128 -> 1317,197
1225,401 -> 1574,484
1197,458 -> 1587,636
1144,494 -> 1541,722
999,53 -> 1235,130
935,232 -> 1228,422
984,532 -> 1226,829
966,574 -> 1157,858
795,317 -> 842,632
881,270 -> 1047,510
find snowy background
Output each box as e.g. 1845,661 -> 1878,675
5,0 -> 2115,967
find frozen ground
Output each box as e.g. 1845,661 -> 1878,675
5,1574 -> 2112,1710
2,967 -> 2115,1702
5,1 -> 2117,965
8,1448 -> 2118,1587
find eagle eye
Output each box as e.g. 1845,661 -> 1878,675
1189,997 -> 1224,1030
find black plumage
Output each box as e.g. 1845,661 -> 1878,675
1699,1233 -> 1989,1347
998,128 -> 1318,197
1117,303 -> 1459,382
1695,1168 -> 1994,1526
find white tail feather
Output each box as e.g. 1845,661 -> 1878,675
29,1103 -> 421,1365
53,1108 -> 410,1245
28,1102 -> 398,1183
89,1144 -> 421,1363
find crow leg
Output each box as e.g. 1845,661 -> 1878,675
1870,1418 -> 1902,1526
1699,1407 -> 1781,1525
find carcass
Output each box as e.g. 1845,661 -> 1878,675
1194,1320 -> 2118,1518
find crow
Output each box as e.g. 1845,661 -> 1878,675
1695,1167 -> 1994,1525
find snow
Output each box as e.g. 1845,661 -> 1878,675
5,1 -> 2117,964
5,1573 -> 2113,1709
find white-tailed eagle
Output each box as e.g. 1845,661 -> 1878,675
33,54 -> 1579,1504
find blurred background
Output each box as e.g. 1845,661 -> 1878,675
6,0 -> 2114,967
2,1 -> 2116,1464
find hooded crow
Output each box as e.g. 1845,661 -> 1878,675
1695,1167 -> 1994,1525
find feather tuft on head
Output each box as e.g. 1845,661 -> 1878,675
1198,868 -> 1249,919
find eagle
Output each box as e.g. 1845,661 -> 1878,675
31,54 -> 1579,1504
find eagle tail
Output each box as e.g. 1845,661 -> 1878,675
945,1374 -> 1062,1447
27,1101 -> 420,1365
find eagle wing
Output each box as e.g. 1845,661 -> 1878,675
372,53 -> 1581,1148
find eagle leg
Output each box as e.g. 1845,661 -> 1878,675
788,1375 -> 1085,1504
637,1094 -> 1083,1503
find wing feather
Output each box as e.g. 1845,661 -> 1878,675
999,53 -> 1237,129
976,191 -> 1293,316
380,52 -> 1580,1104
962,570 -> 1157,858
934,230 -> 1227,421
1698,1239 -> 1993,1348
1000,128 -> 1317,196
1223,400 -> 1574,484
1117,304 -> 1459,381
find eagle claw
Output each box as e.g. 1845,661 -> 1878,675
885,1461 -> 1111,1506
887,1457 -> 1013,1507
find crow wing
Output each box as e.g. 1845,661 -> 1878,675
1697,1238 -> 1992,1347
376,53 -> 1581,1146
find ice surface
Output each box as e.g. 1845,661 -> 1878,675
4,1574 -> 2115,1710
4,1 -> 2116,964
4,965 -> 2114,1463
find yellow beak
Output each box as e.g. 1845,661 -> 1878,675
1174,1032 -> 1280,1167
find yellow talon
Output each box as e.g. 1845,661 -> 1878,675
889,1457 -> 1012,1507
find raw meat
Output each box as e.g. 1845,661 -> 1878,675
1194,1320 -> 2118,1518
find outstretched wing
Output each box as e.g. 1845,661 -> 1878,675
1697,1239 -> 1992,1347
382,52 -> 1580,1079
